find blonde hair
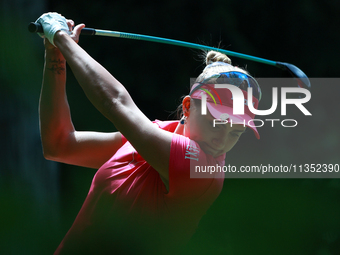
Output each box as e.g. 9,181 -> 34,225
196,50 -> 249,83
205,50 -> 232,65
175,51 -> 251,119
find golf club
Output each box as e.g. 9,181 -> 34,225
28,22 -> 311,89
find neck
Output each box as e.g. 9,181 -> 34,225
174,122 -> 185,136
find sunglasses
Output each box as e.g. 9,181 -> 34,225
190,71 -> 262,102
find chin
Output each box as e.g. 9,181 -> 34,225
200,143 -> 223,157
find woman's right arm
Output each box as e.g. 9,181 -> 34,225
39,38 -> 123,169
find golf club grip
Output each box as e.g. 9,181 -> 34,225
28,22 -> 96,35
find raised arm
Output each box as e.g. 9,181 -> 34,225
39,22 -> 123,169
37,13 -> 173,187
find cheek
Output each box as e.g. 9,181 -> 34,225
188,118 -> 211,140
225,137 -> 240,152
224,142 -> 235,152
189,124 -> 205,140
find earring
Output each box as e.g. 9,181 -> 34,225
180,115 -> 187,125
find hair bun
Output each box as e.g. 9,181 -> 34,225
206,50 -> 231,65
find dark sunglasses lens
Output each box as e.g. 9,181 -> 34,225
216,72 -> 262,101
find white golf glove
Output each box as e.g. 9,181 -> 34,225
35,12 -> 71,46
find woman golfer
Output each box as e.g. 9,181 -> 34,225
36,13 -> 261,255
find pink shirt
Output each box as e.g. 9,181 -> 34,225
55,120 -> 225,254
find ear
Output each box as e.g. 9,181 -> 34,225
182,96 -> 191,116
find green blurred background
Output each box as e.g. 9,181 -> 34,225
1,0 -> 340,254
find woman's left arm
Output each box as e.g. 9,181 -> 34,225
54,30 -> 173,183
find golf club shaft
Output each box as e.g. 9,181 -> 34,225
28,22 -> 276,66
28,21 -> 311,89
